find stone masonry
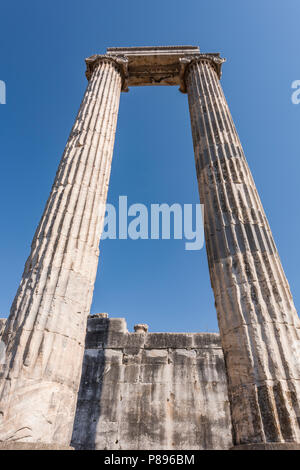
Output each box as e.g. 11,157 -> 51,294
0,315 -> 232,450
0,46 -> 299,450
0,56 -> 123,446
71,315 -> 232,450
185,56 -> 300,448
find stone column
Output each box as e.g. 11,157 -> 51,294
184,55 -> 300,449
0,55 -> 126,448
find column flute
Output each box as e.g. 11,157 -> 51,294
0,54 -> 126,448
184,54 -> 300,449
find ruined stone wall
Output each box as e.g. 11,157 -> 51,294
0,315 -> 233,449
71,315 -> 233,450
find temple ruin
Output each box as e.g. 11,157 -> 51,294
0,46 -> 299,450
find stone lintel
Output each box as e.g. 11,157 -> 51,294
107,46 -> 200,89
85,47 -> 225,91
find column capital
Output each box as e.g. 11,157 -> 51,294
179,54 -> 226,93
85,54 -> 129,92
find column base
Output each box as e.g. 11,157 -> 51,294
0,442 -> 74,450
232,442 -> 300,450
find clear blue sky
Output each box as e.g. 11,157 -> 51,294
0,0 -> 299,332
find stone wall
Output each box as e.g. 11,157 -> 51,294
0,315 -> 233,449
71,315 -> 233,450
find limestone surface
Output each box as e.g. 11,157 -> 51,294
71,315 -> 233,450
186,56 -> 300,446
0,58 -> 122,445
0,45 -> 299,451
0,320 -> 5,338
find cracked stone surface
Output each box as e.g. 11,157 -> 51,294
0,46 -> 299,450
0,320 -> 5,338
0,58 -> 122,445
186,56 -> 300,446
71,316 -> 233,450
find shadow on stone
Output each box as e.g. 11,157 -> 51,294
71,313 -> 110,450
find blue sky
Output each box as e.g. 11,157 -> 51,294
0,0 -> 299,332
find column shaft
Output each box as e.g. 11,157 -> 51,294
0,58 -> 122,445
186,58 -> 300,445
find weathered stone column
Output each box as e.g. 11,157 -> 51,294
0,55 -> 126,448
184,55 -> 300,449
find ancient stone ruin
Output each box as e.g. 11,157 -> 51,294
0,46 -> 299,450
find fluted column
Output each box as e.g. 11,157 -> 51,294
185,55 -> 300,448
0,55 -> 125,447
